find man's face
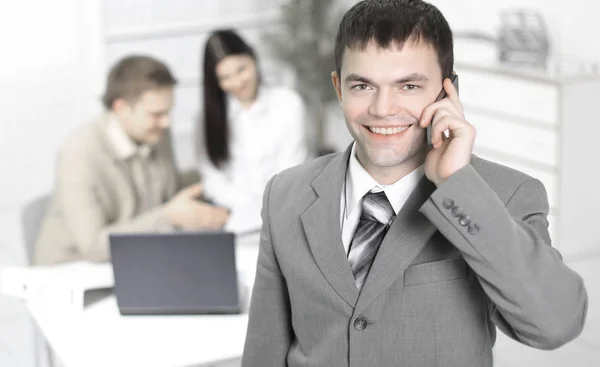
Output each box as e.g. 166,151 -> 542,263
332,40 -> 443,176
216,54 -> 259,106
117,87 -> 174,145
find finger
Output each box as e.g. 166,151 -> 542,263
184,182 -> 204,197
420,100 -> 444,128
429,109 -> 452,147
433,132 -> 452,151
443,78 -> 464,115
431,114 -> 474,147
219,209 -> 230,222
218,211 -> 229,226
420,96 -> 461,128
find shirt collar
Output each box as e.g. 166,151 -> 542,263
227,85 -> 267,118
105,115 -> 152,161
345,142 -> 424,218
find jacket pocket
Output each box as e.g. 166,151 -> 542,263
404,257 -> 468,286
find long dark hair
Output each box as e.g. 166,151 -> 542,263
202,29 -> 257,168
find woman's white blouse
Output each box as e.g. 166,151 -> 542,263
197,85 -> 309,232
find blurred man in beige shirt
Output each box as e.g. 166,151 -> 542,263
35,55 -> 229,265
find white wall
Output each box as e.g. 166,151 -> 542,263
0,0 -> 104,256
0,1 -> 103,366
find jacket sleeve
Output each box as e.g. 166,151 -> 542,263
242,175 -> 293,366
420,164 -> 588,350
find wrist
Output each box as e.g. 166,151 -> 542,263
164,202 -> 178,226
156,206 -> 176,230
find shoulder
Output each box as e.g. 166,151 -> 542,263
60,116 -> 105,157
471,155 -> 531,182
57,115 -> 111,173
470,155 -> 542,200
267,152 -> 339,199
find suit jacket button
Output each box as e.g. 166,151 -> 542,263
451,206 -> 463,217
442,198 -> 454,209
459,215 -> 471,226
354,317 -> 368,331
468,223 -> 480,235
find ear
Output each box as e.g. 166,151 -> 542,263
112,98 -> 129,114
331,71 -> 343,103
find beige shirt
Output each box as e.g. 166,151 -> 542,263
105,117 -> 163,213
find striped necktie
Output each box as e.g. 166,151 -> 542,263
348,191 -> 395,290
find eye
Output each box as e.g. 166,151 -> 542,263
402,84 -> 420,91
351,84 -> 371,91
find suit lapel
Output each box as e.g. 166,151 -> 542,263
300,146 -> 359,307
355,176 -> 438,313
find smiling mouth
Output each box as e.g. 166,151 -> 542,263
366,125 -> 411,136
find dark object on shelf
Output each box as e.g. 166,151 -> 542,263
498,10 -> 550,68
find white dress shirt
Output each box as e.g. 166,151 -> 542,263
340,143 -> 425,254
198,85 -> 309,232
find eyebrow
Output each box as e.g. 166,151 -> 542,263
345,73 -> 429,85
217,63 -> 247,80
150,109 -> 169,115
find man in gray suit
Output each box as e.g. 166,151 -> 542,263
35,55 -> 229,265
242,0 -> 587,365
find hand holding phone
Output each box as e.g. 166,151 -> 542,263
421,72 -> 475,187
427,73 -> 459,147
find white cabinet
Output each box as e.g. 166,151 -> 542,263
456,62 -> 600,259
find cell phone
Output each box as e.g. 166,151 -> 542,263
427,73 -> 459,147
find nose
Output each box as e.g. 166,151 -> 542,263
158,114 -> 170,129
369,88 -> 402,118
229,76 -> 244,91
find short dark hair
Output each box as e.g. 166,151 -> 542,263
102,55 -> 177,110
334,0 -> 453,79
201,29 -> 257,168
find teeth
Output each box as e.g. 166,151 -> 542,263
369,126 -> 409,136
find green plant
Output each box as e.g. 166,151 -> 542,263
262,0 -> 344,153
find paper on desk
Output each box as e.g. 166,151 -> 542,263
224,200 -> 262,236
1,261 -> 114,310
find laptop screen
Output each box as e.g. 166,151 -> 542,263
109,231 -> 240,315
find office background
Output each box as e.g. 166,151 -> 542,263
0,0 -> 598,366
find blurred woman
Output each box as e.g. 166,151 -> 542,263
197,29 -> 309,232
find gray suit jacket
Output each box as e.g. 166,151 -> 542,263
34,115 -> 182,265
242,146 -> 588,366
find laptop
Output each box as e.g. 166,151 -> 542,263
109,231 -> 240,315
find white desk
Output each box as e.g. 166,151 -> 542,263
29,296 -> 248,367
25,234 -> 261,367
